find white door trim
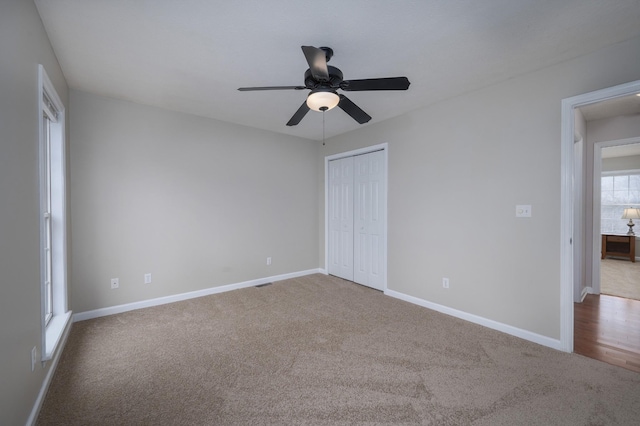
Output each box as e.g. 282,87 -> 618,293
560,79 -> 640,353
573,135 -> 584,303
324,143 -> 388,291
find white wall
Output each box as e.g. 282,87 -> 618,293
69,90 -> 319,313
0,1 -> 69,424
588,115 -> 640,144
602,153 -> 640,172
319,35 -> 640,340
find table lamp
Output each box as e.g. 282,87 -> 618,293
621,208 -> 640,235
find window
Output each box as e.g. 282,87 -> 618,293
601,172 -> 640,234
43,108 -> 53,325
39,65 -> 71,361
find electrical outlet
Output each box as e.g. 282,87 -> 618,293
442,277 -> 450,289
31,346 -> 37,372
110,278 -> 119,289
266,257 -> 272,266
144,273 -> 152,284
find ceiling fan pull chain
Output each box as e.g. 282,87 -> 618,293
322,109 -> 326,146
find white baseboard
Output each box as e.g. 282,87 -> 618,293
26,313 -> 73,426
384,289 -> 563,351
580,287 -> 592,302
73,268 -> 322,322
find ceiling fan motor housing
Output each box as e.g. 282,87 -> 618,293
319,46 -> 334,62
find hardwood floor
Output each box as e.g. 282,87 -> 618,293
574,294 -> 640,373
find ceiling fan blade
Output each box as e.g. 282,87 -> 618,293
340,77 -> 410,91
301,46 -> 329,82
338,95 -> 371,124
286,101 -> 310,126
238,86 -> 306,91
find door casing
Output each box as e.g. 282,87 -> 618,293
560,79 -> 640,352
324,143 -> 388,291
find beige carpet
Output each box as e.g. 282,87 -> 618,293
601,258 -> 640,301
37,274 -> 640,425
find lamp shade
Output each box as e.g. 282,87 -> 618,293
622,208 -> 640,219
306,90 -> 340,112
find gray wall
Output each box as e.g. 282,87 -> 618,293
0,0 -> 69,424
319,35 -> 640,339
69,90 -> 319,313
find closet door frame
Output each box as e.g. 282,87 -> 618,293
324,143 -> 388,291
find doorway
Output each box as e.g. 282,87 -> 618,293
576,137 -> 640,372
561,79 -> 640,352
325,144 -> 388,291
592,139 -> 640,299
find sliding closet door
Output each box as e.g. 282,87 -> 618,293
353,151 -> 385,290
328,157 -> 354,281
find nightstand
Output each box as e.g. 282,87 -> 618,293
601,234 -> 636,262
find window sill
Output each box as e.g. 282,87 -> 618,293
44,311 -> 72,361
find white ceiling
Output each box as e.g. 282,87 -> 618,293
34,0 -> 640,141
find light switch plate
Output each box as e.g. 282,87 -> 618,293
516,205 -> 532,217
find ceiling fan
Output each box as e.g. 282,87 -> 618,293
238,46 -> 410,126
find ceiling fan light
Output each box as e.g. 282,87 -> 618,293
307,90 -> 340,112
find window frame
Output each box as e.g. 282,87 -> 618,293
600,169 -> 640,235
43,112 -> 53,325
38,65 -> 71,362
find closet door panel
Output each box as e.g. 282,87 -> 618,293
354,151 -> 385,289
354,156 -> 369,285
328,157 -> 354,281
